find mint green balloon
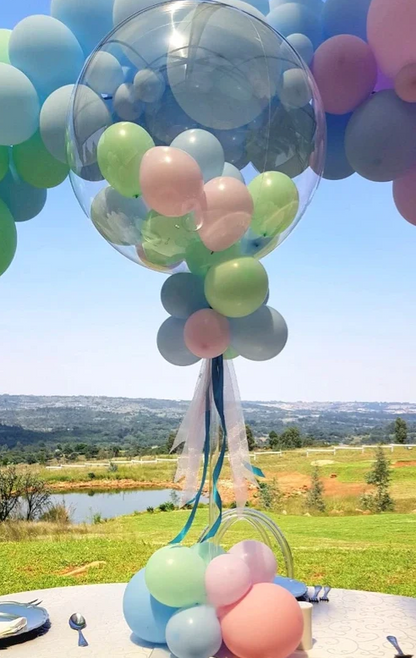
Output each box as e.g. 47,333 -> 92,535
186,239 -> 242,277
141,211 -> 197,266
13,131 -> 69,189
0,29 -> 11,64
0,198 -> 17,276
224,346 -> 239,360
249,171 -> 299,238
0,146 -> 9,182
145,545 -> 206,608
97,122 -> 154,198
205,257 -> 269,318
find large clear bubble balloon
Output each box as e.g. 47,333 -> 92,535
68,0 -> 324,275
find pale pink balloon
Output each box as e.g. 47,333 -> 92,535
393,168 -> 416,226
221,583 -> 304,658
196,177 -> 253,252
368,0 -> 416,79
205,554 -> 252,608
229,540 -> 277,585
312,35 -> 377,115
374,68 -> 393,92
139,146 -> 204,217
395,63 -> 416,103
184,309 -> 230,359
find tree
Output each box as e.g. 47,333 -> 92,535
245,424 -> 256,452
361,447 -> 394,513
394,417 -> 407,445
306,466 -> 326,512
258,478 -> 283,511
280,426 -> 302,450
20,471 -> 51,521
0,467 -> 22,522
268,431 -> 279,449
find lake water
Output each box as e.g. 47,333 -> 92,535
50,489 -> 181,524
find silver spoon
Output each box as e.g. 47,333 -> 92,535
387,636 -> 413,658
69,613 -> 88,647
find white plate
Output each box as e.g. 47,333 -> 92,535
0,604 -> 49,638
274,576 -> 308,599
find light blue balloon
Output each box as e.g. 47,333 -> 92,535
134,69 -> 165,103
114,83 -> 143,121
85,52 -> 125,96
323,113 -> 354,181
113,0 -> 164,27
9,16 -> 84,99
242,230 -> 275,256
51,0 -> 115,56
157,317 -> 201,367
240,0 -> 270,16
161,273 -> 209,320
268,3 -> 323,48
0,63 -> 40,146
166,605 -> 222,658
123,569 -> 178,644
0,168 -> 47,222
323,0 -> 372,41
221,0 -> 267,20
269,0 -> 323,14
171,130 -> 225,183
191,543 -> 226,566
230,306 -> 288,361
287,33 -> 314,65
222,162 -> 244,183
279,68 -> 312,109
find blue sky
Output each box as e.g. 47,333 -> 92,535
1,0 -> 416,402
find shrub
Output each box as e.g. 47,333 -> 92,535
306,466 -> 326,513
88,472 -> 96,480
146,507 -> 154,514
40,502 -> 72,524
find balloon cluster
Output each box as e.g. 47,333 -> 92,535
123,540 -> 304,658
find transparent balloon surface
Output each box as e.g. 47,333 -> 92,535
68,0 -> 325,274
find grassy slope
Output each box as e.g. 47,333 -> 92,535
2,511 -> 416,598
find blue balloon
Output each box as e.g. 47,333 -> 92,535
221,0 -> 267,19
323,0 -> 372,41
123,569 -> 178,644
241,0 -> 271,16
241,231 -> 275,256
287,33 -> 314,66
222,162 -> 245,183
230,306 -> 288,361
113,83 -> 144,121
85,52 -> 125,96
323,113 -> 354,181
157,317 -> 201,367
145,90 -> 199,145
345,90 -> 416,183
51,0 -> 115,56
0,63 -> 40,146
0,168 -> 47,222
166,605 -> 222,658
113,0 -> 163,27
161,273 -> 209,320
9,16 -> 84,99
269,0 -> 323,14
134,69 -> 165,103
268,3 -> 323,48
171,129 -> 225,183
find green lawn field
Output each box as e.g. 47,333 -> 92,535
1,510 -> 416,598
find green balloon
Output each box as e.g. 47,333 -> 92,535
249,172 -> 299,238
13,131 -> 69,189
0,146 -> 9,182
186,240 -> 242,277
205,257 -> 269,318
145,545 -> 206,608
224,346 -> 239,360
0,199 -> 17,276
0,29 -> 11,64
141,211 -> 197,266
97,122 -> 154,198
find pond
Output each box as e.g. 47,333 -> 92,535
50,489 -> 185,524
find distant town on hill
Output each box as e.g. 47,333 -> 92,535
0,395 -> 415,463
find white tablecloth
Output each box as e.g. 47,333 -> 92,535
1,584 -> 415,657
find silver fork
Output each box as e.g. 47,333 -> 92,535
320,586 -> 331,602
309,586 -> 322,603
0,599 -> 42,607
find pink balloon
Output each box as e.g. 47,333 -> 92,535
229,540 -> 277,585
221,584 -> 304,658
139,146 -> 204,217
374,68 -> 393,92
196,177 -> 253,252
205,554 -> 252,608
184,309 -> 230,358
368,0 -> 416,79
312,35 -> 377,114
395,63 -> 416,103
393,168 -> 416,226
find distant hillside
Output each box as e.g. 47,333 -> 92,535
1,395 -> 416,453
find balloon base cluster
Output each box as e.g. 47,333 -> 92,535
123,539 -> 303,658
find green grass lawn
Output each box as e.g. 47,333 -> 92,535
1,510 -> 416,598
